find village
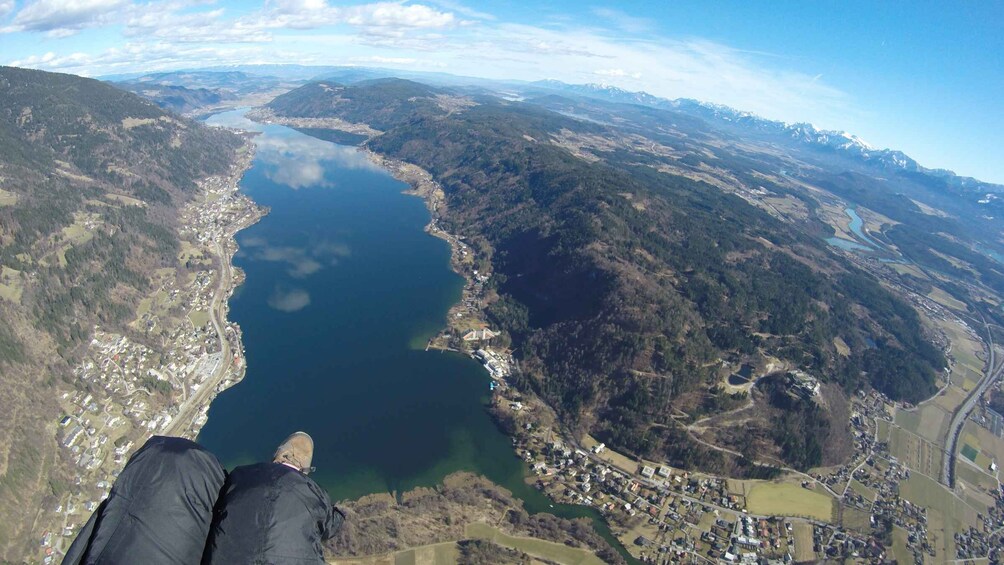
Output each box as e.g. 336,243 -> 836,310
479,373 -> 1004,564
32,145 -> 263,564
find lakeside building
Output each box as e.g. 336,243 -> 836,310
462,328 -> 499,342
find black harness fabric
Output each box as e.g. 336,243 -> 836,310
201,462 -> 344,564
62,439 -> 343,565
62,436 -> 226,565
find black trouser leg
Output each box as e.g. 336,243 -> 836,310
63,436 -> 226,565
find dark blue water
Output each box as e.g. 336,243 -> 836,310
199,111 -> 635,561
198,110 -> 528,498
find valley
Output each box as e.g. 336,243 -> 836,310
1,64 -> 1003,564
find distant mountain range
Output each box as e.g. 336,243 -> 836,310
526,80 -> 1004,195
102,65 -> 1003,199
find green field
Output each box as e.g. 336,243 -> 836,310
891,526 -> 913,565
104,192 -> 145,207
899,472 -> 988,562
842,507 -> 872,531
745,482 -> 835,522
792,522 -> 815,562
848,479 -> 875,500
189,310 -> 211,328
961,443 -> 979,462
465,522 -> 605,565
329,541 -> 459,565
888,425 -> 943,477
956,460 -> 997,492
928,287 -> 967,311
0,188 -> 16,207
0,266 -> 23,302
877,418 -> 891,442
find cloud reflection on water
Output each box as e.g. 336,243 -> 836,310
204,111 -> 264,132
254,133 -> 382,189
241,235 -> 351,279
267,286 -> 311,313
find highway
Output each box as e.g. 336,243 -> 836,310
941,317 -> 1002,487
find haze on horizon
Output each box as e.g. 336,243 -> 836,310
1,0 -> 1001,185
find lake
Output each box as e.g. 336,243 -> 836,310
198,110 -> 635,561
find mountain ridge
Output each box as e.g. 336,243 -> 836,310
527,79 -> 1003,195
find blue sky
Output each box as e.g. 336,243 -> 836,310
1,0 -> 1001,183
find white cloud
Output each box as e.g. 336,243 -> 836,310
8,42 -> 280,75
1,0 -> 456,41
8,0 -> 128,34
594,68 -> 641,80
0,0 -> 14,18
249,0 -> 457,32
590,7 -> 653,34
2,2 -> 854,128
425,0 -> 493,21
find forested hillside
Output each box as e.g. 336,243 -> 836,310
269,80 -> 947,474
0,66 -> 241,557
115,81 -> 233,114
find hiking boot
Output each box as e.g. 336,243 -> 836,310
273,431 -> 314,474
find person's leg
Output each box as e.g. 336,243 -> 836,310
63,436 -> 226,565
202,432 -> 344,564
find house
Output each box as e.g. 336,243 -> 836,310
787,370 -> 820,398
462,328 -> 499,342
634,536 -> 654,547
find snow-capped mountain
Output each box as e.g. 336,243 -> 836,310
525,80 -> 1003,194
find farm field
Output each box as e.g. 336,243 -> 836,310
848,479 -> 875,500
888,425 -> 943,478
955,460 -> 998,493
900,473 -> 987,562
464,523 -> 605,565
971,423 -> 1004,464
189,309 -> 211,328
0,266 -> 23,303
581,434 -> 641,475
329,541 -> 459,565
927,287 -> 968,311
0,188 -> 16,206
744,482 -> 835,522
791,522 -> 815,562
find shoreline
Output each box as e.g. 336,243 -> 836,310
164,138 -> 267,438
358,148 -> 499,355
33,136 -> 267,561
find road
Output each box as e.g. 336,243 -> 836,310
941,317 -> 1002,486
163,240 -> 233,438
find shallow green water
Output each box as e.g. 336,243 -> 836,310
198,110 -> 635,562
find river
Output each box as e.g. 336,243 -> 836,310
825,207 -> 878,252
198,110 -> 635,561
